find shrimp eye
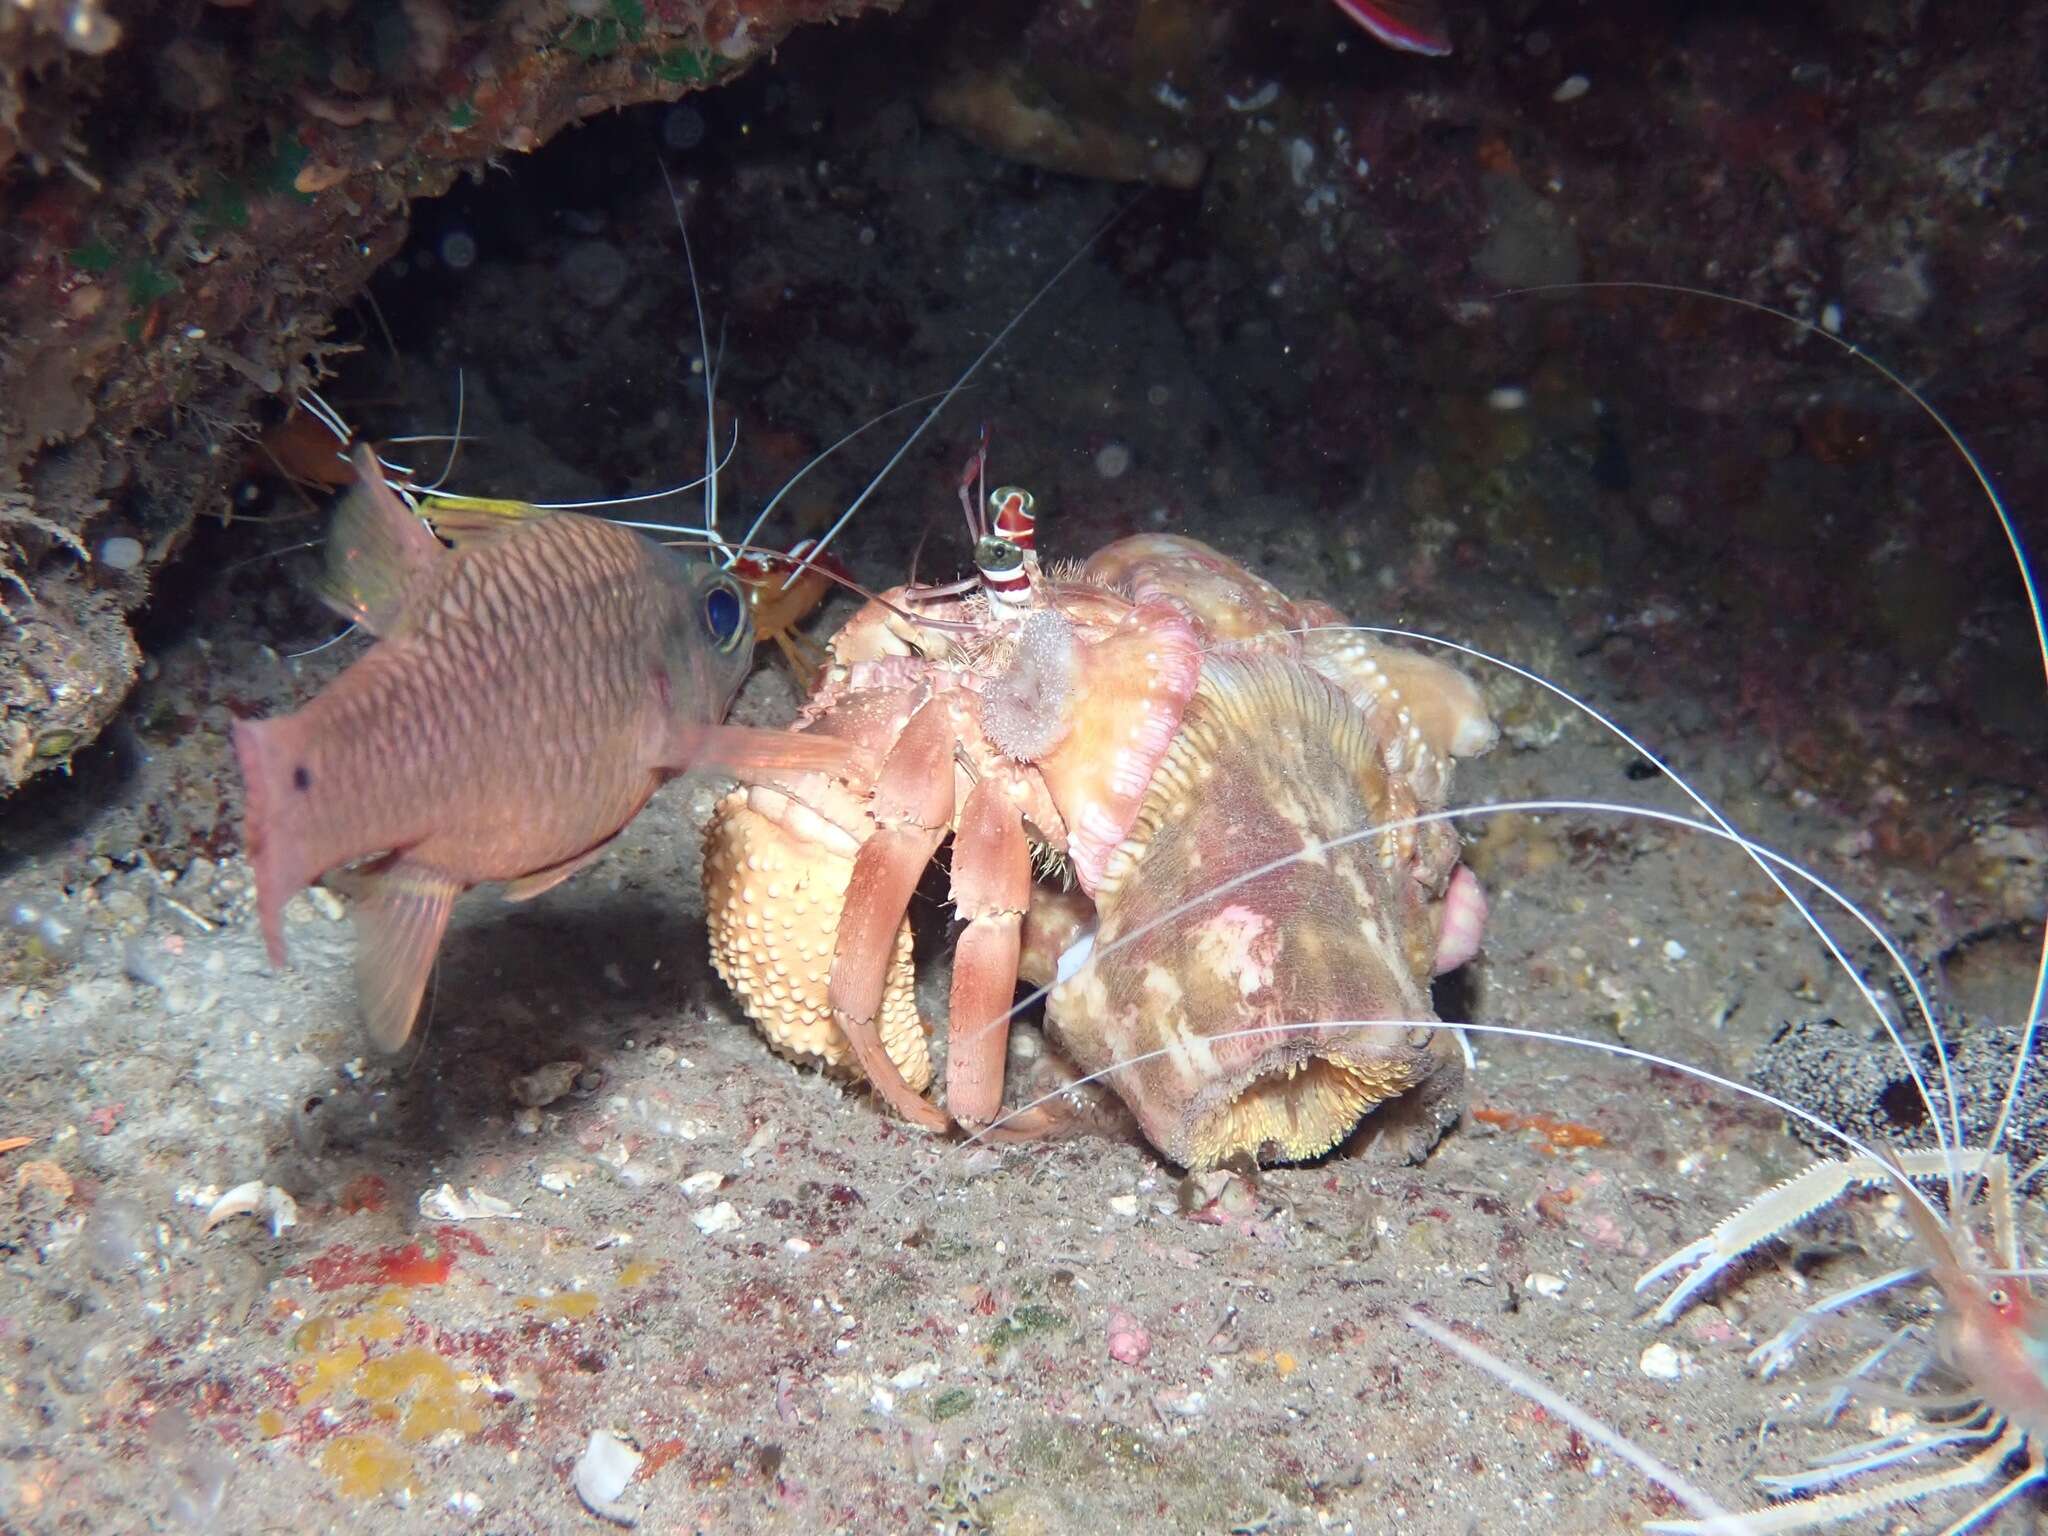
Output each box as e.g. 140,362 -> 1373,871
703,579 -> 746,652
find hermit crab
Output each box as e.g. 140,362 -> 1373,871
701,480 -> 1497,1169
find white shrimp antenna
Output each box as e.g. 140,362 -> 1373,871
779,196 -> 1144,591
1402,1308 -> 1745,1535
656,158 -> 732,567
1503,280 -> 2046,1219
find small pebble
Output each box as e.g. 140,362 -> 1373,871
1107,1310 -> 1152,1366
1639,1341 -> 1684,1380
692,1201 -> 741,1235
1107,1194 -> 1140,1218
98,536 -> 143,571
1526,1271 -> 1568,1298
1552,74 -> 1590,103
680,1170 -> 724,1197
512,1061 -> 583,1108
1662,939 -> 1687,961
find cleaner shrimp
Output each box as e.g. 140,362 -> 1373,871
905,287 -> 2045,1533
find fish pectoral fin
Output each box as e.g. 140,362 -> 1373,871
329,859 -> 462,1052
314,446 -> 445,635
500,839 -> 618,903
661,722 -> 864,782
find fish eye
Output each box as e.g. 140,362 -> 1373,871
1989,1287 -> 2011,1308
703,579 -> 745,652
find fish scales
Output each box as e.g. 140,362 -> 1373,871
268,524 -> 662,883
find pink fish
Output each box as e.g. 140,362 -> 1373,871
234,446 -> 847,1050
1327,0 -> 1452,56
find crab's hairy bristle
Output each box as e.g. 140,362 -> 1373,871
1188,1054 -> 1411,1166
1029,840 -> 1072,887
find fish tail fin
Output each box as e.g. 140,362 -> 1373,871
667,723 -> 867,783
232,713 -> 308,968
330,859 -> 461,1053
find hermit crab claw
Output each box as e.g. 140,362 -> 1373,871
1044,654 -> 1468,1170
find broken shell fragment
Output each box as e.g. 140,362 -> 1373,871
572,1430 -> 643,1525
419,1183 -> 522,1221
691,1200 -> 741,1236
202,1180 -> 299,1236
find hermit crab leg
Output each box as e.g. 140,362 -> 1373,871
943,775 -> 1032,1130
826,695 -> 957,1132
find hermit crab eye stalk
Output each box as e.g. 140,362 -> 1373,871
973,534 -> 1033,620
703,577 -> 746,652
988,486 -> 1036,551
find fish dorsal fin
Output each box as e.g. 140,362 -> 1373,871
315,447 -> 446,635
417,493 -> 552,549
